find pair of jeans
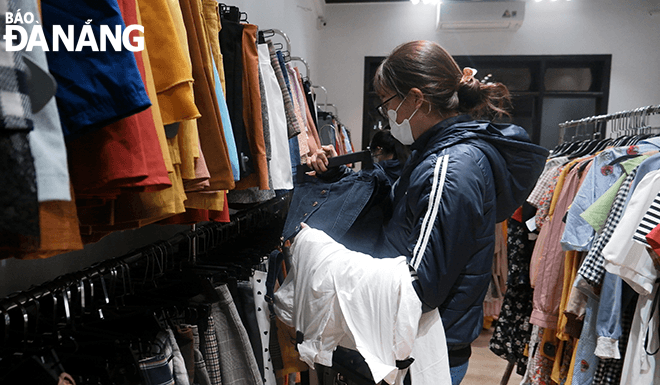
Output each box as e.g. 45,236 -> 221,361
450,361 -> 469,385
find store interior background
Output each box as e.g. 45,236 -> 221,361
230,0 -> 660,152
1,0 -> 659,297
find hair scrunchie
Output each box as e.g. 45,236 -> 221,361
460,67 -> 478,84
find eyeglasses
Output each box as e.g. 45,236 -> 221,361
375,94 -> 398,119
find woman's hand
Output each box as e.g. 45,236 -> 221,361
306,145 -> 338,174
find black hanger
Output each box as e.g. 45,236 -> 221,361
591,138 -> 613,154
568,139 -> 601,159
219,4 -> 241,22
552,140 -> 586,158
295,150 -> 374,183
549,141 -> 569,157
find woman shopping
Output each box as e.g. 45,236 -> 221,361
302,40 -> 548,384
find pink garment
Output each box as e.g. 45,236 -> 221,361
286,63 -> 314,159
183,141 -> 211,192
529,161 -> 589,329
296,67 -> 322,151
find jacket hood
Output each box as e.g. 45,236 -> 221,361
414,115 -> 549,222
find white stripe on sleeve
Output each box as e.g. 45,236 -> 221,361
412,155 -> 449,270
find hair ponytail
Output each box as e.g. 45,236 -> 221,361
374,40 -> 512,120
457,78 -> 511,119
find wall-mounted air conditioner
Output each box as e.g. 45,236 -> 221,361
436,1 -> 526,32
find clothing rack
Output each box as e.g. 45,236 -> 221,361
311,85 -> 328,110
0,193 -> 292,348
262,27 -> 350,150
558,104 -> 660,143
261,28 -> 291,61
324,103 -> 339,117
290,56 -> 310,82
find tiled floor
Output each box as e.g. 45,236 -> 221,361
462,326 -> 524,385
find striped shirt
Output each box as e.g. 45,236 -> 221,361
632,193 -> 660,247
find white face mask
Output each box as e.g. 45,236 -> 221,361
387,95 -> 419,145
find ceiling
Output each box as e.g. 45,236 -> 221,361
325,0 -> 510,3
325,0 -> 406,3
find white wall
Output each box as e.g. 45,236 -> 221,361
316,0 -> 660,150
225,0 -> 325,82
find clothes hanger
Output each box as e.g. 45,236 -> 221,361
9,299 -> 29,352
0,302 -> 10,347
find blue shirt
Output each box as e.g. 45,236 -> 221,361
561,143 -> 660,251
211,55 -> 240,181
42,0 -> 151,140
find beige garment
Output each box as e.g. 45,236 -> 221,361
184,191 -> 226,211
285,64 -> 310,161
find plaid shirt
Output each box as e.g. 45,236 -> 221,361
203,316 -> 223,385
527,157 -> 569,208
0,3 -> 34,132
532,164 -> 567,230
578,169 -> 638,286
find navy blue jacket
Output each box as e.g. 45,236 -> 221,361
377,115 -> 547,359
282,166 -> 392,255
375,159 -> 403,184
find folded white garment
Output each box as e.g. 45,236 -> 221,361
274,226 -> 450,385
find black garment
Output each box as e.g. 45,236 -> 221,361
0,132 -> 39,251
0,26 -> 39,252
303,80 -> 318,129
489,218 -> 535,375
219,18 -> 253,178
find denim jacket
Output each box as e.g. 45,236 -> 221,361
281,167 -> 392,255
594,272 -> 637,359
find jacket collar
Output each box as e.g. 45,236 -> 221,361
410,114 -> 473,152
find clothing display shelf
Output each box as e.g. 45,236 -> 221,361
558,104 -> 660,144
0,193 -> 292,355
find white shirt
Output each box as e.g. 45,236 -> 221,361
603,169 -> 660,384
603,169 -> 660,296
274,227 -> 450,385
620,283 -> 660,385
257,44 -> 293,190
